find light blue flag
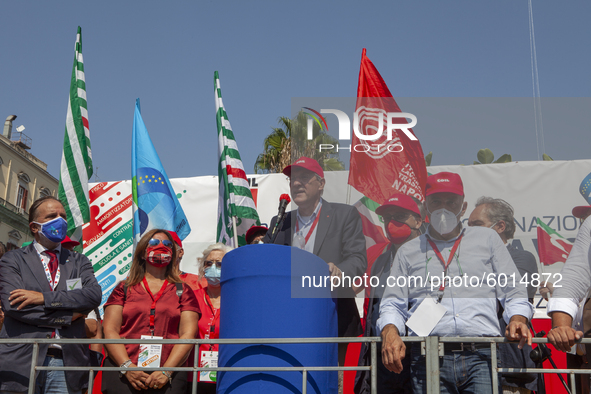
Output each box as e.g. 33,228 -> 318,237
132,98 -> 191,242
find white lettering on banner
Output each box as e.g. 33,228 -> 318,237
86,159 -> 591,319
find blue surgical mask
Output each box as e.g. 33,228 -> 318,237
33,217 -> 68,243
204,265 -> 222,286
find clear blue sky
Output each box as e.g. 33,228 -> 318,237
1,1 -> 589,182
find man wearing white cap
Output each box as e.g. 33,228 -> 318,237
378,172 -> 532,394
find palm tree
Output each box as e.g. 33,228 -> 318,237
254,111 -> 344,173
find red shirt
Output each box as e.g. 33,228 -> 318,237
105,280 -> 200,366
194,286 -> 220,353
183,281 -> 220,383
180,272 -> 206,291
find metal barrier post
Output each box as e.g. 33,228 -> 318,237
192,342 -> 199,394
88,369 -> 94,393
370,340 -> 377,394
570,372 -> 577,394
490,342 -> 498,394
302,369 -> 307,394
27,342 -> 39,394
425,336 -> 440,393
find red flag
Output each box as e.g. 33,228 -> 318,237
348,48 -> 428,204
536,218 -> 573,265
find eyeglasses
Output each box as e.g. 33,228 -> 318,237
148,239 -> 174,248
204,260 -> 222,268
290,173 -> 320,184
382,212 -> 412,223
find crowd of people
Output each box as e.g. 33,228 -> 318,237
0,156 -> 591,394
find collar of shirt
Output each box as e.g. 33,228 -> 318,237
33,240 -> 62,259
296,199 -> 323,230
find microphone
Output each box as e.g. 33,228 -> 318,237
267,194 -> 291,244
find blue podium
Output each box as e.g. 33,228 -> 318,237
217,244 -> 338,394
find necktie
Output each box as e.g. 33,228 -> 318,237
45,250 -> 59,283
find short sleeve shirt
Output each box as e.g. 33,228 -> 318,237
105,280 -> 201,365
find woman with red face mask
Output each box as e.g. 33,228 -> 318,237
102,229 -> 200,394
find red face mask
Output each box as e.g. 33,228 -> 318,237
386,220 -> 412,244
146,245 -> 173,267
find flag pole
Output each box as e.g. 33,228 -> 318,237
232,216 -> 238,246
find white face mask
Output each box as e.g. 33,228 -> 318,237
429,208 -> 460,235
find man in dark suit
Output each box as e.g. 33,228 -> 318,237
468,196 -> 538,393
263,157 -> 367,365
0,196 -> 102,394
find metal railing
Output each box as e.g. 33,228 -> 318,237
3,336 -> 591,394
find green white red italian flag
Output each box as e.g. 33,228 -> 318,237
214,71 -> 260,247
536,217 -> 573,265
58,26 -> 93,243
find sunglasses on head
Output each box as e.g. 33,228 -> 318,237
148,239 -> 174,248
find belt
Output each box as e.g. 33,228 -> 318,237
446,343 -> 493,352
46,348 -> 63,359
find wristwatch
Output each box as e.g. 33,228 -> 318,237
119,359 -> 133,376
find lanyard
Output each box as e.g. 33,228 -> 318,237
296,207 -> 322,245
142,277 -> 168,336
41,255 -> 60,291
203,290 -> 220,348
427,233 -> 464,299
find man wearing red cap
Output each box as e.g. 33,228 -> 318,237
264,156 -> 367,365
378,172 -> 532,394
355,193 -> 424,394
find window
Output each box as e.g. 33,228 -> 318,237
17,172 -> 30,183
16,185 -> 28,211
39,187 -> 51,198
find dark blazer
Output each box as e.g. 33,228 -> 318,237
0,243 -> 102,392
264,199 -> 367,337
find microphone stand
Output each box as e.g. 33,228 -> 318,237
267,209 -> 287,244
528,322 -> 571,394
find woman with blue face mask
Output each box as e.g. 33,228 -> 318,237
185,243 -> 233,394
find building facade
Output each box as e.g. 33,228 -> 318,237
0,116 -> 58,250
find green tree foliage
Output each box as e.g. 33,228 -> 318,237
254,111 -> 344,173
473,148 -> 512,165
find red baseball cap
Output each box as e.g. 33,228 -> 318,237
245,225 -> 269,244
425,172 -> 464,197
61,236 -> 80,249
573,205 -> 591,219
282,157 -> 324,178
168,231 -> 183,248
376,193 -> 420,217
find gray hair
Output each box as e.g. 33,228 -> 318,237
475,196 -> 516,240
197,243 -> 234,278
411,196 -> 427,220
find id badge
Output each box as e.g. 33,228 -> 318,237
199,350 -> 218,382
405,297 -> 447,337
66,278 -> 82,291
138,335 -> 163,368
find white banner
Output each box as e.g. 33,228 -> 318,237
85,160 -> 591,316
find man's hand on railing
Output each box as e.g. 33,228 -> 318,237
505,315 -> 532,349
380,324 -> 406,374
548,311 -> 582,352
